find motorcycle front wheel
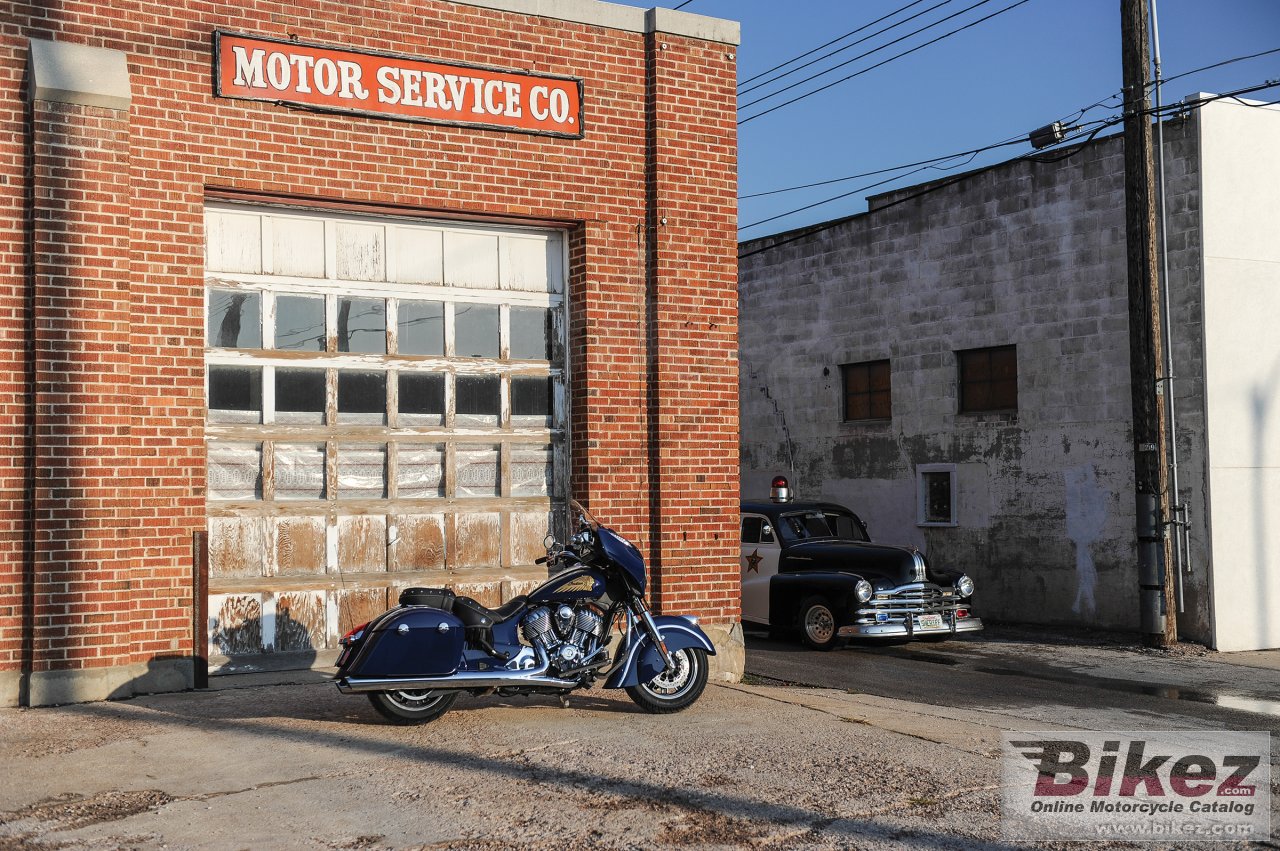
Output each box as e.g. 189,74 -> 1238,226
367,689 -> 458,724
625,647 -> 709,714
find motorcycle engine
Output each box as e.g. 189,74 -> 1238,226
520,602 -> 607,674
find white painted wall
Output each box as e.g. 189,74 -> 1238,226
1200,97 -> 1280,651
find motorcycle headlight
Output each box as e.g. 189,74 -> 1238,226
855,579 -> 873,603
956,575 -> 975,598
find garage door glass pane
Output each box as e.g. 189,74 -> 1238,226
457,444 -> 500,497
398,373 -> 445,425
509,307 -> 550,360
209,366 -> 262,423
208,442 -> 262,500
511,445 -> 552,497
338,371 -> 386,424
275,295 -> 325,351
398,301 -> 444,356
337,297 -> 386,354
398,444 -> 444,498
275,444 -> 326,500
456,375 -> 499,427
207,289 -> 261,349
454,303 -> 499,358
276,368 -> 326,424
338,444 -> 386,500
511,376 -> 551,427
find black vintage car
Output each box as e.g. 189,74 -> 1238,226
741,477 -> 982,649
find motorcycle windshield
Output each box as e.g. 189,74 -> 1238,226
597,525 -> 646,595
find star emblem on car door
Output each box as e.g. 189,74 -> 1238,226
744,549 -> 763,574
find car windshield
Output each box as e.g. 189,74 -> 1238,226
779,510 -> 867,542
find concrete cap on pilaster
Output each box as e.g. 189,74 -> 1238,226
28,37 -> 132,111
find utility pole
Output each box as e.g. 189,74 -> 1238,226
1121,0 -> 1177,647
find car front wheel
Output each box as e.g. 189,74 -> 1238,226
799,596 -> 841,651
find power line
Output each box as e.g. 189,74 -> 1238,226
1159,45 -> 1280,87
673,0 -> 694,8
741,0 -> 1000,109
740,0 -> 1034,125
742,46 -> 1278,203
741,86 -> 1127,202
737,79 -> 1280,256
739,0 -> 949,95
741,138 -> 1026,200
739,0 -> 933,89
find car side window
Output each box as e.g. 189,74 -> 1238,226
742,515 -> 777,545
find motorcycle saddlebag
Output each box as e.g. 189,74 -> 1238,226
398,586 -> 455,609
344,607 -> 465,678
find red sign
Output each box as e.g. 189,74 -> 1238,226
214,31 -> 583,138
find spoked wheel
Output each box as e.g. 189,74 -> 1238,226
625,647 -> 709,714
799,596 -> 840,650
367,689 -> 458,725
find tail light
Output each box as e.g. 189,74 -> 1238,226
770,475 -> 792,503
340,622 -> 369,646
956,609 -> 969,619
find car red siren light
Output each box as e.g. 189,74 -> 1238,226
770,475 -> 792,503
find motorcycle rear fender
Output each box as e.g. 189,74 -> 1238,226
604,615 -> 716,689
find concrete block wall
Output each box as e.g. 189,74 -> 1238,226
740,136 -> 1159,631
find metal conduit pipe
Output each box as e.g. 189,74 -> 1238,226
1150,0 -> 1189,614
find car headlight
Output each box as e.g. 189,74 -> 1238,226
956,575 -> 975,598
855,579 -> 873,603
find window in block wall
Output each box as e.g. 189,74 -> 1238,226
841,359 -> 891,421
958,345 -> 1017,413
917,464 -> 957,527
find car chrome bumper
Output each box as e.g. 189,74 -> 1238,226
837,617 -> 984,638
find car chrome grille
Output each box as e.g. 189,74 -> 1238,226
856,583 -> 961,621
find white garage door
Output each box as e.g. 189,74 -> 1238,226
203,202 -> 567,664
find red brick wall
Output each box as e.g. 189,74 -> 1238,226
29,99 -> 139,671
0,1 -> 738,692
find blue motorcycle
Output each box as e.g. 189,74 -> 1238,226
334,501 -> 717,723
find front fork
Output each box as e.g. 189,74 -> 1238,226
630,597 -> 676,673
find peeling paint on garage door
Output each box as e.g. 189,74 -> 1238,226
204,203 -> 567,664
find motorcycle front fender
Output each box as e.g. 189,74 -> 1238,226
604,615 -> 716,689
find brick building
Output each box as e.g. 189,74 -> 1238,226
2,0 -> 741,707
739,97 -> 1280,651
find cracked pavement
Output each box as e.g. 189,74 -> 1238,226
3,629 -> 1278,850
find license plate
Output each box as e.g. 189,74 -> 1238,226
916,614 -> 944,630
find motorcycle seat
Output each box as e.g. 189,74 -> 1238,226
452,595 -> 528,626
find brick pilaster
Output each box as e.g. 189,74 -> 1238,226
29,97 -> 138,680
644,31 -> 740,621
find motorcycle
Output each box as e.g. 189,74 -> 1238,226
333,500 -> 716,723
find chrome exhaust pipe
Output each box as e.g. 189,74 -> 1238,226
335,645 -> 579,694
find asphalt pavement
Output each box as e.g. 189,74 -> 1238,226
1,626 -> 1278,850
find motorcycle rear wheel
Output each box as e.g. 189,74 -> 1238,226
367,689 -> 458,724
625,647 -> 708,714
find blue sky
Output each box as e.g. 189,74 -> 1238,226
612,0 -> 1280,239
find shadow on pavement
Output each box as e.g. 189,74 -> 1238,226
23,685 -> 1024,850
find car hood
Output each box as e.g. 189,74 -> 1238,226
781,539 -> 921,584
